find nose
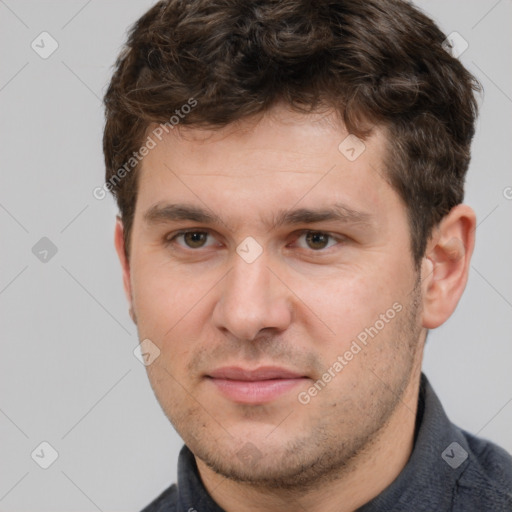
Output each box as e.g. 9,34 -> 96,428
212,252 -> 293,342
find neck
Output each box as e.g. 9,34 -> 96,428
196,367 -> 422,512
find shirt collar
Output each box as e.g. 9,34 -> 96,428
359,373 -> 470,511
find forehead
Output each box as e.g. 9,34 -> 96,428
135,105 -> 397,227
144,106 -> 386,172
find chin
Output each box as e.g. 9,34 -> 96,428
189,428 -> 358,492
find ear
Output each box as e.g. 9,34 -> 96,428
114,216 -> 135,322
420,204 -> 476,329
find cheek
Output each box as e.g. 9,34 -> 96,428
299,270 -> 392,338
131,258 -> 214,336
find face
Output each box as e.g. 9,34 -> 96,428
121,105 -> 425,489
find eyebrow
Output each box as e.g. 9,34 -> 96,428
143,202 -> 373,230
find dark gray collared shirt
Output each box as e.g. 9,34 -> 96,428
141,374 -> 512,511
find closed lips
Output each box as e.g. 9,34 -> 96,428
207,366 -> 305,381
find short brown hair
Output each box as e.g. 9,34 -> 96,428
103,0 -> 481,264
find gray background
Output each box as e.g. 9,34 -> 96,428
0,0 -> 511,510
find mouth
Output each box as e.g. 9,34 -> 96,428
206,366 -> 309,404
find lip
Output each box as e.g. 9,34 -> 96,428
207,366 -> 308,404
208,366 -> 304,381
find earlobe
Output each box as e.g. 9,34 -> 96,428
114,217 -> 134,320
421,204 -> 476,329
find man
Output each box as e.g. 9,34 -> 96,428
102,0 -> 512,510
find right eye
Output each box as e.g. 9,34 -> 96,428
166,230 -> 220,250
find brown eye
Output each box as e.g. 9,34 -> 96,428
305,232 -> 331,250
182,231 -> 209,248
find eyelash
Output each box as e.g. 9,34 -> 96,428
165,229 -> 344,252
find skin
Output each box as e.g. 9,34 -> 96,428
115,104 -> 476,512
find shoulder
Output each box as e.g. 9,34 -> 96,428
140,483 -> 178,512
454,429 -> 512,511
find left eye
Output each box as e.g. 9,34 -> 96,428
294,231 -> 339,251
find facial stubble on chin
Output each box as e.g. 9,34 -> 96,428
143,276 -> 424,493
